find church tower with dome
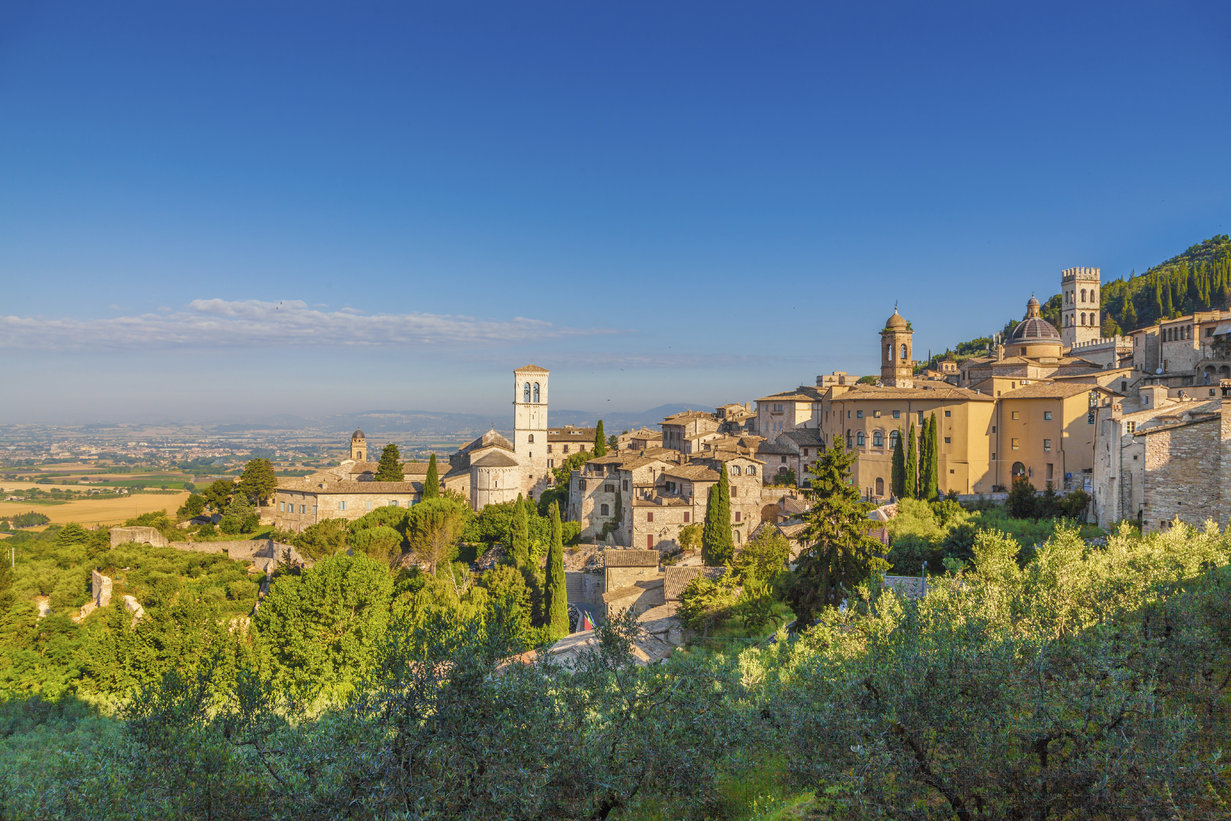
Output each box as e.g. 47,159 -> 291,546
880,308 -> 914,388
349,429 -> 366,462
1005,296 -> 1064,359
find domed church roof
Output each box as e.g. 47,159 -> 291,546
884,308 -> 908,329
1008,296 -> 1061,342
351,429 -> 366,440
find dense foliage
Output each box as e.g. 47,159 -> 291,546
701,466 -> 734,566
3,517 -> 1229,819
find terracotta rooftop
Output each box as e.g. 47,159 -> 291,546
834,385 -> 994,402
1000,383 -> 1115,399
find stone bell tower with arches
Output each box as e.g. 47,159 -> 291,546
1061,266 -> 1102,349
513,364 -> 549,496
880,308 -> 914,388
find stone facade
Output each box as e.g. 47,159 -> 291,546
1092,382 -> 1231,530
660,411 -> 722,453
110,526 -> 168,548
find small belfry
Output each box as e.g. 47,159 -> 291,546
349,428 -> 366,462
880,307 -> 914,388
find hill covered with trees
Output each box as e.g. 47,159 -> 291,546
924,234 -> 1231,370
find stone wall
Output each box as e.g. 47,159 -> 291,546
166,539 -> 307,571
110,526 -> 167,548
91,569 -> 112,608
1141,417 -> 1224,531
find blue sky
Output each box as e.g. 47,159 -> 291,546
2,1 -> 1229,424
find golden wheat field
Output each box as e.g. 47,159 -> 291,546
0,491 -> 190,527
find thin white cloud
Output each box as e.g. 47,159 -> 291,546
0,299 -> 618,351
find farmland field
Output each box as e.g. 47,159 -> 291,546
0,490 -> 189,526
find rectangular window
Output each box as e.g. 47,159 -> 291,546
991,425 -> 996,433
1011,411 -> 1020,420
563,445 -> 570,453
623,480 -> 629,491
1043,411 -> 1052,421
944,410 -> 951,417
647,512 -> 654,523
548,459 -> 554,469
944,437 -> 951,444
892,410 -> 901,419
1046,463 -> 1054,481
279,502 -> 285,512
339,501 -> 346,511
579,480 -> 586,490
735,511 -> 741,522
1043,439 -> 1052,452
604,483 -> 614,492
856,410 -> 863,419
802,448 -> 809,456
1011,438 -> 1020,450
547,445 -> 553,453
684,512 -> 689,523
1126,421 -> 1136,433
873,410 -> 881,418
300,505 -> 306,514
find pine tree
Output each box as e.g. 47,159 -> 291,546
891,428 -> 906,498
701,466 -> 734,566
510,495 -> 529,567
904,422 -> 918,499
422,453 -> 440,500
1122,296 -> 1138,329
785,438 -> 889,626
375,443 -> 404,482
593,420 -> 608,456
545,505 -> 569,639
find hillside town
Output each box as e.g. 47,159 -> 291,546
269,264 -> 1231,552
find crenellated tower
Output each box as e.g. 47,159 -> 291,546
880,308 -> 914,388
1061,266 -> 1101,349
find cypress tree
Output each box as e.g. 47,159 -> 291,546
701,466 -> 734,566
891,428 -> 906,498
930,414 -> 941,500
545,505 -> 569,639
1122,296 -> 1137,330
904,422 -> 918,499
918,414 -> 939,501
510,495 -> 529,567
593,420 -> 608,456
422,453 -> 440,500
375,443 -> 404,482
785,437 -> 888,626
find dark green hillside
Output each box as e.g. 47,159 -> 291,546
924,234 -> 1231,370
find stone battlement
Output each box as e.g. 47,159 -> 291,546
1062,266 -> 1101,282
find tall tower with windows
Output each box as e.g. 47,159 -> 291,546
880,308 -> 914,388
513,364 -> 549,495
1061,266 -> 1102,349
350,429 -> 366,462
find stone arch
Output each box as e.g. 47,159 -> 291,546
523,382 -> 531,403
1011,461 -> 1027,478
875,477 -> 885,497
533,382 -> 541,403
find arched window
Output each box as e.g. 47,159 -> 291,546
889,430 -> 900,449
1080,312 -> 1085,326
746,465 -> 756,475
872,430 -> 884,448
533,382 -> 540,403
730,465 -> 740,476
523,382 -> 531,402
887,344 -> 894,361
527,434 -> 534,444
856,431 -> 866,447
901,343 -> 908,360
600,503 -> 609,516
1011,461 -> 1027,478
875,477 -> 885,497
1081,288 -> 1086,302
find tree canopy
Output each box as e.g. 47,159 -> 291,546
422,453 -> 440,500
237,458 -> 277,504
375,444 -> 404,482
701,466 -> 734,566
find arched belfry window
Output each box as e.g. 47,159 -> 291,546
528,434 -> 534,444
1081,289 -> 1086,302
887,344 -> 894,361
900,343 -> 908,361
523,382 -> 531,403
533,382 -> 540,403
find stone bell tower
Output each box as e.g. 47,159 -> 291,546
880,308 -> 914,388
349,429 -> 366,462
1061,266 -> 1102,349
513,364 -> 549,495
